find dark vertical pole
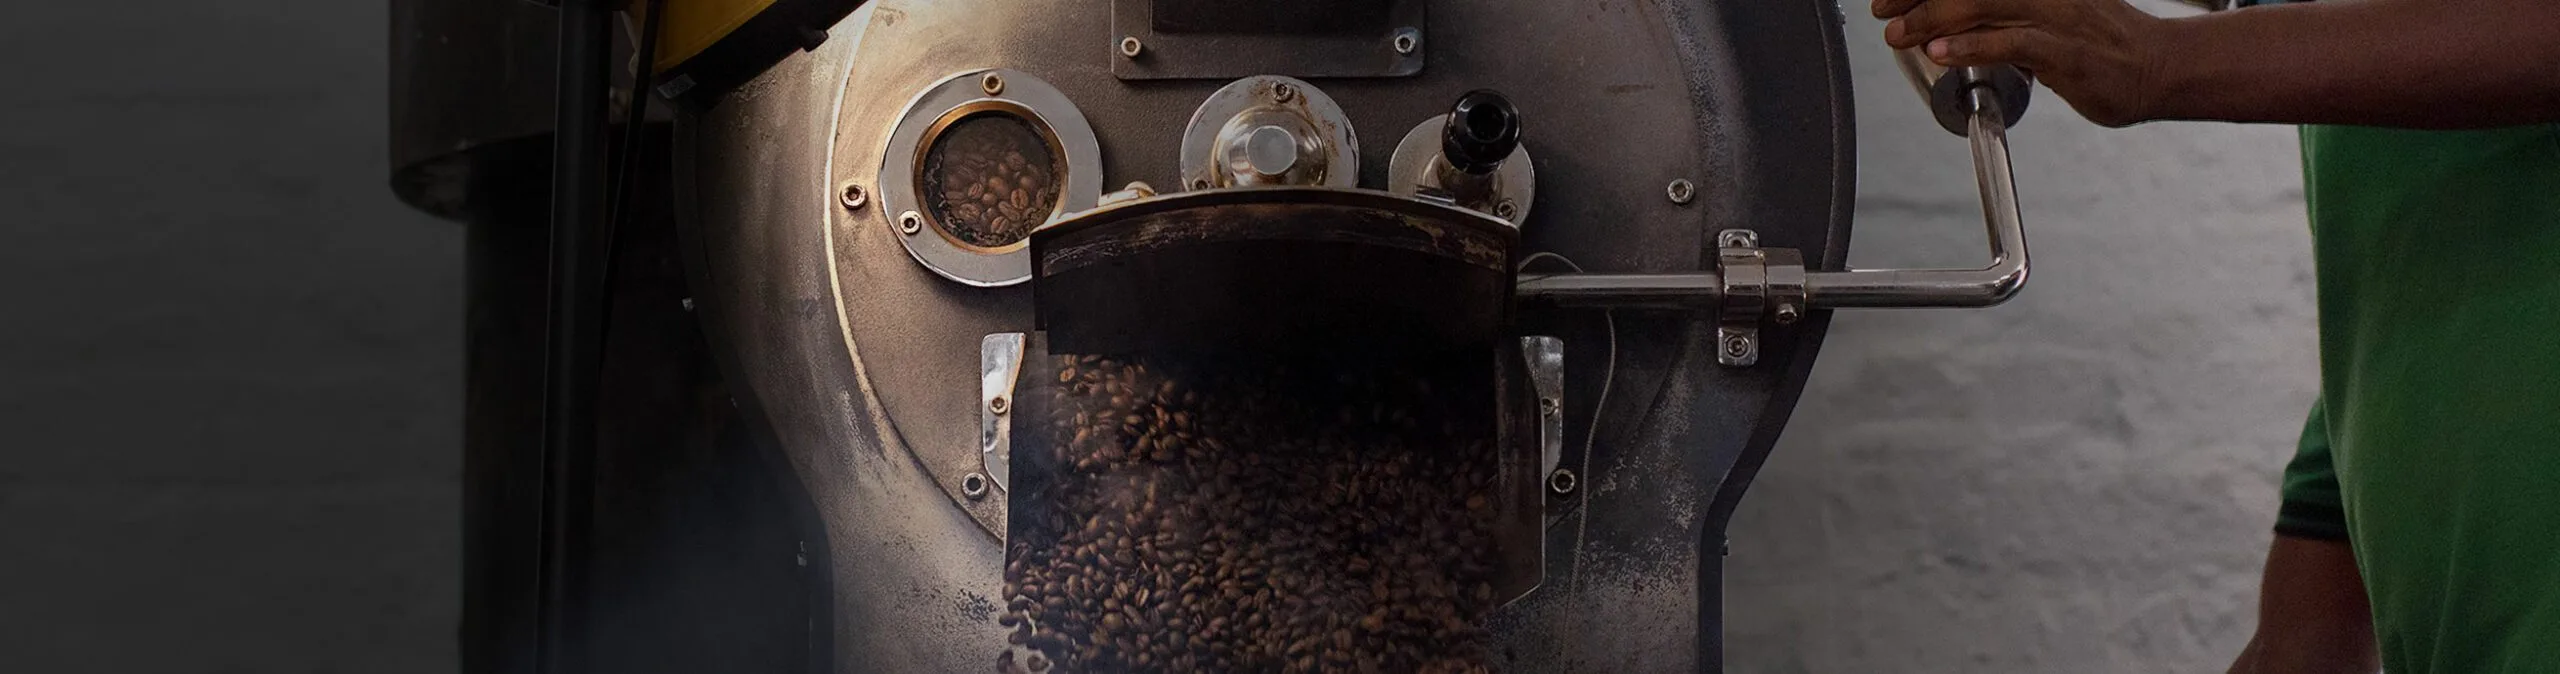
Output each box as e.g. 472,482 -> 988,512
538,1 -> 613,673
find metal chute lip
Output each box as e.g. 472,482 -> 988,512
1029,186 -> 1514,246
1026,186 -> 1521,356
1028,186 -> 1520,280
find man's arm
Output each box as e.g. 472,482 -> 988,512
1873,0 -> 2560,128
2228,400 -> 2378,673
2230,536 -> 2379,674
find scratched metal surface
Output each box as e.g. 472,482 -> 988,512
677,0 -> 1855,669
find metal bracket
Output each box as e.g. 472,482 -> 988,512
1710,230 -> 1806,367
1522,336 -> 1564,479
980,332 -> 1025,493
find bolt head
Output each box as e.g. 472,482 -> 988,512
1667,179 -> 1697,205
980,72 -> 1004,95
1775,303 -> 1802,325
1494,199 -> 1519,220
1118,36 -> 1144,58
839,182 -> 867,210
898,211 -> 923,235
1392,28 -> 1421,55
1271,82 -> 1296,104
1538,396 -> 1560,417
1547,469 -> 1578,495
963,473 -> 990,499
989,396 -> 1010,415
1723,335 -> 1752,358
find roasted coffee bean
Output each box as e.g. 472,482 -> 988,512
923,114 -> 1063,248
998,351 -> 1502,673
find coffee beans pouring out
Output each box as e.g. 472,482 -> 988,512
922,113 -> 1064,248
996,350 -> 1505,674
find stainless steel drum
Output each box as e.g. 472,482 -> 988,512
670,0 -> 2031,670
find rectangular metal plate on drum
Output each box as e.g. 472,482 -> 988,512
1110,0 -> 1426,80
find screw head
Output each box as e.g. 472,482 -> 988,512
1774,303 -> 1802,325
1118,36 -> 1144,58
1271,82 -> 1297,104
989,395 -> 1010,415
1494,199 -> 1519,220
1723,335 -> 1752,358
1538,396 -> 1560,418
962,473 -> 990,500
898,211 -> 922,236
1548,469 -> 1578,495
1718,229 -> 1759,248
1189,178 -> 1211,191
838,182 -> 867,210
980,72 -> 1004,95
1667,179 -> 1697,205
1391,27 -> 1421,55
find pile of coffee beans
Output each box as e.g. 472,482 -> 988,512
995,351 -> 1503,673
922,113 -> 1063,248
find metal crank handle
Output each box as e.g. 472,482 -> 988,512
1804,63 -> 2030,309
1519,60 -> 2034,312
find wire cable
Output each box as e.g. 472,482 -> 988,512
1517,251 -> 1615,586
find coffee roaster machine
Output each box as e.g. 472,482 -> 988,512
393,0 -> 2034,671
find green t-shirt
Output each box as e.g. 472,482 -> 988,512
2278,123 -> 2560,672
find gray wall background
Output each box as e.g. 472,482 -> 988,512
0,2 -> 462,672
0,0 -> 2310,672
1725,3 -> 2320,672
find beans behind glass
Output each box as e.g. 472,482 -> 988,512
922,112 -> 1064,249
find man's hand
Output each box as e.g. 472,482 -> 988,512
1871,0 -> 2560,128
1873,0 -> 2175,127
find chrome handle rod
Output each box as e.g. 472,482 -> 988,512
1803,87 -> 2028,308
1516,271 -> 1723,309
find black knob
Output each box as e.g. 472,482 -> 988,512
1441,90 -> 1521,175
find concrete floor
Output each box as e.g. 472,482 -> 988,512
1723,3 -> 2318,672
0,1 -> 2311,672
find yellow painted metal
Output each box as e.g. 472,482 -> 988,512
647,0 -> 778,70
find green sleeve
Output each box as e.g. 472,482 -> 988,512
2275,397 -> 2350,541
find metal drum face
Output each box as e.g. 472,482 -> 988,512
678,0 -> 1857,670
